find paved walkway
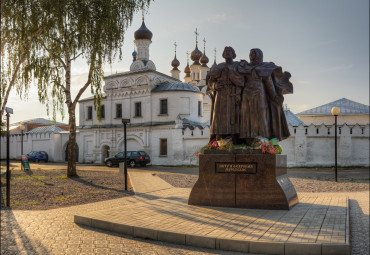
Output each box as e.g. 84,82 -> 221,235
1,192 -> 246,255
2,169 -> 368,255
74,171 -> 353,255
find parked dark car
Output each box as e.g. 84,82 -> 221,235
104,151 -> 150,167
27,151 -> 49,162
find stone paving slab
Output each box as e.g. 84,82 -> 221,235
74,171 -> 351,255
127,170 -> 173,194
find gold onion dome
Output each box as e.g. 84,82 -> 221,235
190,45 -> 202,62
184,63 -> 191,74
134,20 -> 153,40
171,55 -> 180,70
200,53 -> 209,65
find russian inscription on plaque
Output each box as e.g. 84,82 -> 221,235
216,163 -> 257,174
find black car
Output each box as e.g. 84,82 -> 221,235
104,151 -> 150,167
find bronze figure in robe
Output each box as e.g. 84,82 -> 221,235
207,47 -> 244,143
238,48 -> 293,142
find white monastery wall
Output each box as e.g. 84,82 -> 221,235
1,133 -> 57,161
279,124 -> 369,167
2,124 -> 369,167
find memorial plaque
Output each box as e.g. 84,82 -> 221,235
216,163 -> 257,174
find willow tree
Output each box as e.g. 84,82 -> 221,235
31,0 -> 151,177
1,0 -> 46,119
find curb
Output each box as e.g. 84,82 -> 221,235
74,209 -> 351,255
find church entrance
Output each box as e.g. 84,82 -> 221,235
101,145 -> 110,163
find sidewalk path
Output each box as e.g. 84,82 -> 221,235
2,194 -> 246,255
73,170 -> 367,255
128,170 -> 173,194
1,169 -> 368,255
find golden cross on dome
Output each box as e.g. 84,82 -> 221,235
194,28 -> 199,45
174,42 -> 177,54
203,38 -> 206,52
214,48 -> 217,60
142,9 -> 145,21
186,51 -> 189,63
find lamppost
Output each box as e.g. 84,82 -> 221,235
122,118 -> 130,190
5,107 -> 13,207
20,125 -> 25,155
331,106 -> 340,182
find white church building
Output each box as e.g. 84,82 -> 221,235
1,20 -> 369,167
77,19 -> 211,165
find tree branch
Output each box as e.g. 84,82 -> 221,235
39,40 -> 67,69
45,32 -> 64,45
0,25 -> 45,118
1,60 -> 23,118
51,78 -> 67,92
70,52 -> 83,61
72,77 -> 92,109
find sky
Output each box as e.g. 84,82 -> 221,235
6,0 -> 369,125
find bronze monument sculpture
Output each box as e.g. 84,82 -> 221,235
189,47 -> 298,210
207,47 -> 244,144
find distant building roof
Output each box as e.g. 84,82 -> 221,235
79,94 -> 107,103
78,121 -> 176,129
104,69 -> 180,82
11,118 -> 68,126
28,125 -> 64,134
297,98 -> 369,116
284,110 -> 307,126
151,82 -> 201,93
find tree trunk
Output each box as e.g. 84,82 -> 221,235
67,106 -> 78,177
65,45 -> 77,177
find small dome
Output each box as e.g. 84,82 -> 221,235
134,20 -> 153,40
171,55 -> 180,69
132,50 -> 137,56
200,53 -> 209,65
184,63 -> 191,74
190,45 -> 202,62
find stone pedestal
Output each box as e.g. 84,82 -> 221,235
188,150 -> 298,210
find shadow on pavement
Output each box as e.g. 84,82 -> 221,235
349,199 -> 369,255
0,189 -> 49,254
69,175 -> 129,193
